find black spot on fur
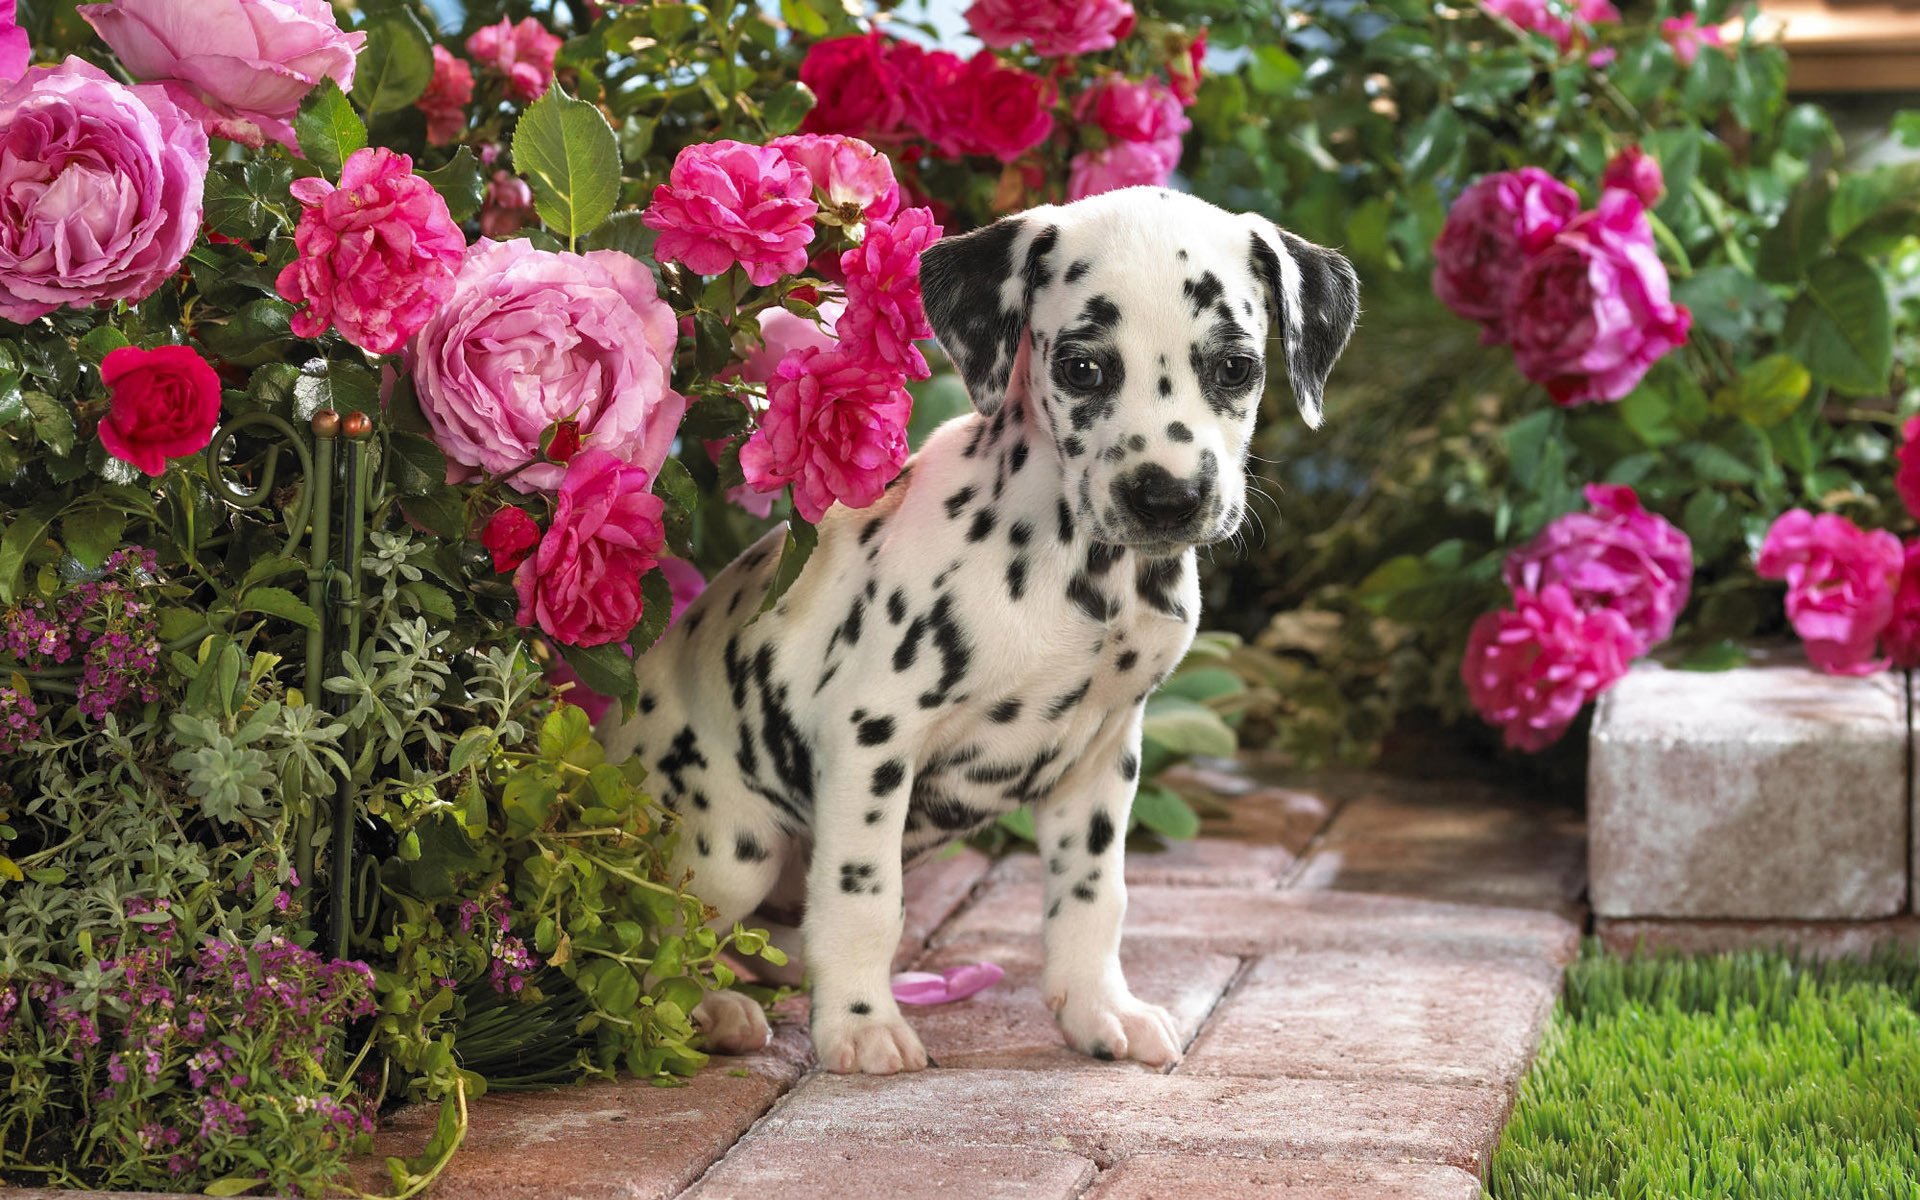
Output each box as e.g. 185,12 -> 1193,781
1182,271 -> 1224,315
887,588 -> 907,624
1166,421 -> 1193,443
1136,556 -> 1188,620
736,833 -> 770,863
859,516 -> 886,547
1127,434 -> 1147,452
840,861 -> 880,895
1009,441 -> 1029,474
1089,808 -> 1117,854
1072,882 -> 1097,902
857,716 -> 895,746
692,792 -> 710,810
871,759 -> 906,795
1007,556 -> 1028,601
1062,435 -> 1084,458
915,594 -> 973,709
1067,574 -> 1115,623
1157,376 -> 1172,397
695,833 -> 712,856
1065,259 -> 1090,283
1046,678 -> 1092,719
1087,542 -> 1125,576
1056,497 -> 1074,543
658,725 -> 709,796
945,486 -> 976,519
639,692 -> 656,715
968,509 -> 997,542
1009,520 -> 1034,548
988,698 -> 1022,723
1116,649 -> 1140,672
866,809 -> 883,824
851,1001 -> 872,1015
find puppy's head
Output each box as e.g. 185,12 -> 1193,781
920,187 -> 1359,553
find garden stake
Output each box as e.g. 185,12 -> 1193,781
331,410 -> 373,961
300,409 -> 336,924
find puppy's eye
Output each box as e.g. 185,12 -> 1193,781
1216,355 -> 1257,389
1060,357 -> 1104,390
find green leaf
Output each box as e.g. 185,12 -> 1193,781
353,10 -> 435,115
1677,639 -> 1749,672
387,430 -> 449,496
77,326 -> 130,363
23,391 -> 74,457
62,507 -> 125,569
204,1177 -> 265,1197
0,499 -> 59,605
295,78 -> 367,179
582,210 -> 656,260
1712,354 -> 1810,428
513,84 -> 622,243
559,641 -> 639,715
760,81 -> 816,136
420,146 -> 484,223
628,568 -> 676,653
1673,265 -> 1782,343
202,159 -> 294,241
1141,694 -> 1237,758
1401,107 -> 1463,183
1782,254 -> 1892,396
758,520 -> 817,614
1247,45 -> 1303,95
1159,666 -> 1247,704
239,586 -> 321,630
1131,784 -> 1201,840
996,807 -> 1037,842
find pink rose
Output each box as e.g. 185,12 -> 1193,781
465,16 -> 560,103
1508,190 -> 1692,406
276,146 -> 466,355
1484,0 -> 1620,51
1885,541 -> 1920,671
79,0 -> 362,151
1068,140 -> 1178,200
1896,416 -> 1920,524
921,52 -> 1055,163
965,0 -> 1135,57
1602,145 -> 1664,208
771,133 -> 900,222
482,506 -> 540,573
1,0 -> 27,83
1756,509 -> 1905,676
838,207 -> 942,378
893,42 -> 970,145
514,449 -> 665,648
739,347 -> 912,523
1462,583 -> 1637,751
417,46 -> 473,147
1168,28 -> 1206,106
1432,167 -> 1580,338
739,300 -> 843,385
1503,483 -> 1693,654
410,238 -> 683,493
1075,76 -> 1189,164
97,344 -> 222,475
1661,14 -> 1727,67
546,556 -> 706,722
0,58 -> 208,324
799,33 -> 908,137
479,170 -> 537,238
643,140 -> 818,285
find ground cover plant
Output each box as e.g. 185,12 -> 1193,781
1489,944 -> 1920,1199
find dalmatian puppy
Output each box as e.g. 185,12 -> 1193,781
601,186 -> 1358,1074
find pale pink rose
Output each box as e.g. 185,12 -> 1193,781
1432,167 -> 1580,339
1885,541 -> 1920,671
546,556 -> 707,721
1661,14 -> 1727,67
1755,509 -> 1905,676
1504,483 -> 1693,654
410,238 -> 684,493
1508,190 -> 1692,406
478,170 -> 537,238
0,58 -> 208,323
1601,145 -> 1664,208
1,0 -> 27,83
770,133 -> 900,222
276,146 -> 466,355
1462,583 -> 1637,751
1068,140 -> 1177,200
739,347 -> 911,523
643,140 -> 817,286
514,449 -> 665,648
79,0 -> 362,151
465,16 -> 560,103
965,0 -> 1135,57
838,207 -> 941,378
417,45 -> 473,147
1074,76 -> 1189,165
1483,0 -> 1619,51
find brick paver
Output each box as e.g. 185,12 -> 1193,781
344,765 -> 1579,1198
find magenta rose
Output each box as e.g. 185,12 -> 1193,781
417,45 -> 473,147
1076,76 -> 1189,162
79,0 -> 362,151
276,146 -> 465,355
1068,140 -> 1177,200
1483,0 -> 1619,51
1755,509 -> 1905,676
1885,541 -> 1920,671
771,133 -> 900,223
478,171 -> 537,238
740,347 -> 912,523
545,556 -> 707,722
1508,190 -> 1692,406
1431,167 -> 1579,339
0,58 -> 208,324
1662,14 -> 1727,66
1602,145 -> 1664,208
410,238 -> 683,494
644,140 -> 818,285
466,16 -> 560,104
839,207 -> 942,378
481,506 -> 540,574
1504,483 -> 1693,654
893,42 -> 970,145
799,33 -> 908,137
1462,583 -> 1637,751
1168,28 -> 1206,106
965,0 -> 1135,57
923,52 -> 1055,163
97,344 -> 222,475
1,0 -> 26,83
514,449 -> 665,648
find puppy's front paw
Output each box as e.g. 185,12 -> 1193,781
692,988 -> 772,1054
1054,989 -> 1182,1067
812,1007 -> 929,1075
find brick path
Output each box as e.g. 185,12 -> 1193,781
363,762 -> 1585,1200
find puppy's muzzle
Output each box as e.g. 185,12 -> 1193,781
1118,464 -> 1208,537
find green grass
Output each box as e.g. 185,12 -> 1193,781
1487,943 -> 1920,1200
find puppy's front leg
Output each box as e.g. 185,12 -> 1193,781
804,749 -> 929,1074
1034,713 -> 1182,1067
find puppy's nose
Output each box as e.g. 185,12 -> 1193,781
1121,466 -> 1204,531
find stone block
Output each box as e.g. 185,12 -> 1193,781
1596,915 -> 1920,960
1589,660 -> 1907,920
1084,1156 -> 1483,1200
691,1140 -> 1096,1199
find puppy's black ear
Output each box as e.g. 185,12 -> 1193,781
1247,221 -> 1360,429
918,214 -> 1060,416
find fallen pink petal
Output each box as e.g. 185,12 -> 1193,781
891,962 -> 1005,1005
